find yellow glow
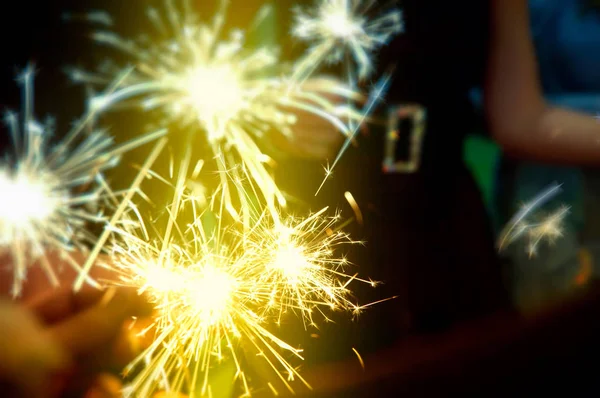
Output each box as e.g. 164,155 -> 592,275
182,66 -> 245,140
0,170 -> 57,230
75,0 -> 362,227
324,11 -> 361,38
272,243 -> 310,287
145,263 -> 186,293
188,263 -> 237,326
106,200 -> 375,396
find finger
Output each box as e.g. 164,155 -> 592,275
24,285 -> 107,324
0,300 -> 71,398
57,325 -> 140,398
1,251 -> 121,301
125,316 -> 157,353
47,287 -> 153,357
108,320 -> 149,371
296,142 -> 338,160
35,252 -> 121,289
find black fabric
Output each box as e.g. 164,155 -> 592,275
379,0 -> 490,170
275,10 -> 514,389
358,0 -> 511,338
281,0 -> 513,371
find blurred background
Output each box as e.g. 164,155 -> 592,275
3,0 -> 600,396
3,0 -> 599,313
470,0 -> 600,311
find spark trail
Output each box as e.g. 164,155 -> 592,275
0,66 -> 166,296
68,0 -> 362,225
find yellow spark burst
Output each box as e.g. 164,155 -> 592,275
247,207 -> 373,327
103,205 -> 308,396
292,0 -> 403,83
97,168 -> 377,396
0,66 -> 166,296
106,220 -> 308,397
68,0 -> 361,225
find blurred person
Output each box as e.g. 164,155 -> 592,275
268,0 -> 600,395
472,0 -> 600,310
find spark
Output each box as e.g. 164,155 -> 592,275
99,169 -> 376,395
69,0 -> 361,225
344,191 -> 363,226
246,207 -> 372,327
0,66 -> 166,296
113,235 -> 308,397
74,137 -> 168,291
352,347 -> 365,370
315,70 -> 395,195
497,183 -> 571,258
103,205 -> 309,396
292,0 -> 403,193
292,0 -> 403,83
524,205 -> 570,258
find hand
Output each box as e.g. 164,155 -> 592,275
0,298 -> 67,398
0,251 -> 152,398
273,78 -> 354,161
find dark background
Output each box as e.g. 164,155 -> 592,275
0,1 -> 85,145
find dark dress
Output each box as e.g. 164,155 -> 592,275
278,0 -> 512,373
361,0 -> 511,335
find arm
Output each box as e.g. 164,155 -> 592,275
471,89 -> 600,116
485,0 -> 600,164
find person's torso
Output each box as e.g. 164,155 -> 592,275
373,0 -> 490,173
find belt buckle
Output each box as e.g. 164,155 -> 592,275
382,104 -> 427,174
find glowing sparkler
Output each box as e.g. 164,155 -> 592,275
292,0 -> 403,83
68,0 -> 361,225
498,183 -> 571,258
98,164 -> 378,396
247,207 -> 375,327
60,2 -> 389,393
291,0 -> 402,194
0,66 -> 166,296
106,218 -> 309,397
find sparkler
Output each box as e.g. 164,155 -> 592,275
60,1 -> 391,393
0,66 -> 166,296
247,207 -> 374,328
106,216 -> 308,397
291,1 -> 402,193
497,183 -> 571,258
98,161 -> 377,396
292,0 -> 403,84
68,0 -> 362,225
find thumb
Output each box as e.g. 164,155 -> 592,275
0,300 -> 70,398
47,287 -> 153,356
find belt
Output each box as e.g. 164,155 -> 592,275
378,103 -> 465,178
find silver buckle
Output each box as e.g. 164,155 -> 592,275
383,104 -> 427,174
